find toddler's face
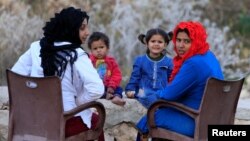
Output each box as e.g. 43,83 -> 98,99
90,40 -> 109,59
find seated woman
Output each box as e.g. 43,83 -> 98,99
11,7 -> 105,140
136,21 -> 224,141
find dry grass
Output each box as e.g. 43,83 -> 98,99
0,0 -> 249,85
0,0 -> 43,85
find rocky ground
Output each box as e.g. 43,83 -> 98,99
1,85 -> 250,141
0,86 -> 146,141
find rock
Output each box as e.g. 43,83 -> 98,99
0,87 -> 147,141
97,98 -> 146,141
0,86 -> 8,110
234,119 -> 250,125
0,110 -> 8,140
105,122 -> 138,141
236,98 -> 250,120
97,99 -> 146,128
1,85 -> 250,141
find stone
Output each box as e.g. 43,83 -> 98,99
235,98 -> 250,120
0,86 -> 8,110
1,86 -> 250,141
97,98 -> 146,141
105,122 -> 138,141
0,87 -> 147,141
0,110 -> 8,140
97,98 -> 146,128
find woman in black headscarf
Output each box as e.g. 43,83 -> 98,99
12,7 -> 105,140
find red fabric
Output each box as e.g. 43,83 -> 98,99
169,21 -> 210,82
65,113 -> 105,141
90,55 -> 122,88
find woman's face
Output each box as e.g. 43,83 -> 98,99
147,34 -> 166,58
176,31 -> 191,57
79,18 -> 90,44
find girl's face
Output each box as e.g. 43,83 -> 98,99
79,19 -> 90,44
176,31 -> 191,57
90,40 -> 109,59
147,34 -> 166,58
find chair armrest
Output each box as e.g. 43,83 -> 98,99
64,101 -> 106,130
147,100 -> 199,128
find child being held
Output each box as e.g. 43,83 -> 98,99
88,32 -> 126,106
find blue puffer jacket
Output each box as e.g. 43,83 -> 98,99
125,54 -> 173,108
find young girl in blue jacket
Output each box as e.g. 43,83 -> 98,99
125,28 -> 173,108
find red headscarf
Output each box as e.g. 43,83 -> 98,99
169,21 -> 210,82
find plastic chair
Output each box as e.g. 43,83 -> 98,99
6,69 -> 106,141
147,77 -> 245,141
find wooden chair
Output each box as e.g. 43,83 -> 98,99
6,69 -> 106,141
147,77 -> 245,141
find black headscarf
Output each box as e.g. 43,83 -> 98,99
40,7 -> 89,78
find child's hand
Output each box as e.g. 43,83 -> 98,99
126,91 -> 135,98
106,93 -> 114,100
107,87 -> 114,94
106,87 -> 115,100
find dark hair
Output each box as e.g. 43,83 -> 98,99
40,7 -> 89,77
176,28 -> 190,37
138,28 -> 173,45
138,28 -> 173,55
88,32 -> 110,49
41,7 -> 89,45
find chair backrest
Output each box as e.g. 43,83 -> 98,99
6,69 -> 65,141
147,76 -> 245,141
195,77 -> 245,140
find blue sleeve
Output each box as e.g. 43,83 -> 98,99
158,61 -> 199,100
167,58 -> 173,79
125,57 -> 142,92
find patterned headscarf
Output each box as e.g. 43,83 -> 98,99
169,21 -> 210,82
40,7 -> 89,78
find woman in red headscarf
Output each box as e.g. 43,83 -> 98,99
136,21 -> 224,140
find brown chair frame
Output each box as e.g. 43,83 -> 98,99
147,77 -> 245,141
6,69 -> 106,141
